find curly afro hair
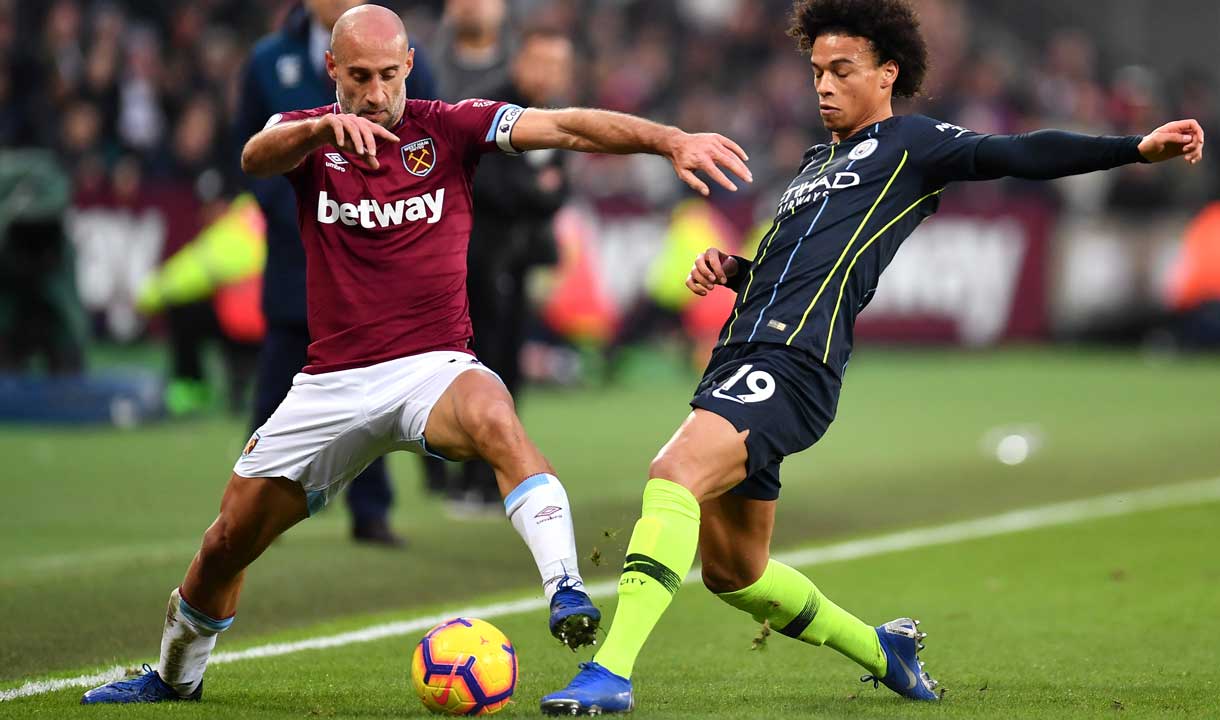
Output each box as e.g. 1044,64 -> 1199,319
788,0 -> 929,98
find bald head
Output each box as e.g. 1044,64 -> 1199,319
331,4 -> 408,63
326,5 -> 415,130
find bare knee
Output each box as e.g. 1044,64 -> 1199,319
465,397 -> 527,456
648,452 -> 692,489
648,412 -> 749,500
701,554 -> 764,594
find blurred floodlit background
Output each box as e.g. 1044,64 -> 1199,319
2,1 -> 1220,391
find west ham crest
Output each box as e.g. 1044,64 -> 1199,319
401,138 -> 436,177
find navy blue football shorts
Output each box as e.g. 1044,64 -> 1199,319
689,342 -> 841,501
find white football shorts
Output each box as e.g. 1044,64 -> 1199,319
234,350 -> 499,514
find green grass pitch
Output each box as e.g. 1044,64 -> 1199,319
2,348 -> 1219,718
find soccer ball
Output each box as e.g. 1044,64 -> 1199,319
411,617 -> 518,715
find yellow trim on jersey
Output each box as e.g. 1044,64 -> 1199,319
723,144 -> 838,346
786,150 -> 909,346
816,143 -> 837,175
723,218 -> 782,345
820,186 -> 947,363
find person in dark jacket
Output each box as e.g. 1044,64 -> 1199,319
234,0 -> 438,545
446,27 -> 575,513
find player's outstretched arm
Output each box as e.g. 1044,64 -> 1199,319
965,118 -> 1205,181
509,108 -> 752,196
241,114 -> 400,178
686,247 -> 752,296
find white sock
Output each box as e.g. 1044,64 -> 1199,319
505,473 -> 583,600
157,587 -> 232,696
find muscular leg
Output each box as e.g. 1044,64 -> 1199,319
423,369 -> 551,494
591,409 -> 749,679
180,473 -> 308,618
701,493 -> 885,676
157,473 -> 307,696
424,369 -> 595,646
591,408 -> 884,683
698,493 -> 775,593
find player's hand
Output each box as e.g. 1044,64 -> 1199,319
314,114 -> 400,170
666,131 -> 752,196
686,248 -> 740,296
1138,119 -> 1205,165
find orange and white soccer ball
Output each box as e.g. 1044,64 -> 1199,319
411,617 -> 518,715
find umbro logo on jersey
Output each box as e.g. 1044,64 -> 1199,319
401,138 -> 436,177
324,153 -> 348,172
316,188 -> 445,227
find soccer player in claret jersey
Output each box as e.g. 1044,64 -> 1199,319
80,5 -> 750,706
541,0 -> 1204,714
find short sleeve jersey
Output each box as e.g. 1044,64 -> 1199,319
268,99 -> 525,373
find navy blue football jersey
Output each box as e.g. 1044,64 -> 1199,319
719,114 -> 1141,375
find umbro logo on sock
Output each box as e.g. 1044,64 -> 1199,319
534,506 -> 564,523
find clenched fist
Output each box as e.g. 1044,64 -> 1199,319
686,247 -> 742,296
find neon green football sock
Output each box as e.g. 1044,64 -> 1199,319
717,559 -> 886,676
593,479 -> 700,679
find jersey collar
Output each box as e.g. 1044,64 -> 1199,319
835,115 -> 900,144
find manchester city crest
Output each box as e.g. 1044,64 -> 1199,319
401,138 -> 436,177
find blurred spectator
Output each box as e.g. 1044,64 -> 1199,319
1105,65 -> 1176,215
444,26 -> 574,513
1165,202 -> 1220,350
420,0 -> 515,500
116,27 -> 166,153
3,0 -> 1212,217
0,150 -> 85,373
433,0 -> 512,100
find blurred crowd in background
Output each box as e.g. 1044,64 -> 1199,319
1,0 -> 1219,387
4,0 -> 1219,220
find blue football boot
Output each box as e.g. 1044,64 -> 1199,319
540,661 -> 634,715
549,576 -> 601,650
80,664 -> 202,704
861,618 -> 940,701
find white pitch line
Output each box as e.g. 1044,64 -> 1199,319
4,476 -> 1219,703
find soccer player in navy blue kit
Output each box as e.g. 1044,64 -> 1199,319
542,0 -> 1204,713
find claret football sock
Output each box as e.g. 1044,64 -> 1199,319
594,478 -> 700,679
716,559 -> 885,676
504,473 -> 583,600
157,587 -> 233,696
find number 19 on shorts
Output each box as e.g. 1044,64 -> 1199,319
711,364 -> 775,405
